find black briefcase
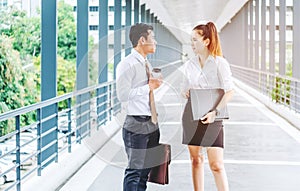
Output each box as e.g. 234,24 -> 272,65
148,143 -> 171,185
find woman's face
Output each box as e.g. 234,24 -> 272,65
191,30 -> 208,54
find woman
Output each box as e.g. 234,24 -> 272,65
181,22 -> 234,191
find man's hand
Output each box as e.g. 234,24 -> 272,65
185,90 -> 190,98
149,77 -> 162,90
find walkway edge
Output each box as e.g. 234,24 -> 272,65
21,117 -> 122,191
234,78 -> 300,131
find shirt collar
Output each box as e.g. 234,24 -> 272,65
206,55 -> 215,63
192,55 -> 215,64
132,49 -> 147,64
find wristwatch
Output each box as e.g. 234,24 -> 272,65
213,108 -> 220,116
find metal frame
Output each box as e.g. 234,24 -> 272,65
0,0 -> 184,190
0,81 -> 119,191
227,0 -> 299,113
40,0 -> 57,178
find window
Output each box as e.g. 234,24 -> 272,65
89,25 -> 99,31
90,6 -> 98,12
109,25 -> 126,30
108,44 -> 125,49
109,6 -> 114,11
109,6 -> 126,12
0,0 -> 8,7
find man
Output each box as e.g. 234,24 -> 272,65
116,23 -> 162,191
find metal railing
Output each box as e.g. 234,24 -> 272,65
0,80 -> 120,191
231,64 -> 300,114
0,58 -> 183,190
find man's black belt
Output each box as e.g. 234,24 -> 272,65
130,115 -> 151,122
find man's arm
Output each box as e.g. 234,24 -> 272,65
116,62 -> 150,102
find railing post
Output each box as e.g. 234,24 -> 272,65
55,102 -> 58,162
109,83 -> 112,121
37,108 -> 42,176
77,94 -> 82,144
88,93 -> 91,137
67,98 -> 72,152
15,115 -> 21,191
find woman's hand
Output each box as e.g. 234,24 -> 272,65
200,110 -> 217,124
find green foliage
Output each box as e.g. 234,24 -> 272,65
0,1 -> 80,135
271,76 -> 291,105
57,57 -> 76,109
0,35 -> 39,135
57,0 -> 76,61
33,56 -> 76,110
271,62 -> 292,105
0,7 -> 41,59
0,1 -> 77,61
0,7 -> 26,37
88,37 -> 98,86
12,16 -> 41,58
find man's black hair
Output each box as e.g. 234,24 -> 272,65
129,23 -> 153,47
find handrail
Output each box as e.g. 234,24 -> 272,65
0,80 -> 118,191
0,80 -> 115,121
231,64 -> 300,83
0,59 -> 182,191
230,64 -> 300,114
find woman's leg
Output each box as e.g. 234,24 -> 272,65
188,145 -> 205,191
207,147 -> 229,191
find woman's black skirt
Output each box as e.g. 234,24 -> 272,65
182,98 -> 224,148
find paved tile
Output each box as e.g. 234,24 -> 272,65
62,69 -> 300,191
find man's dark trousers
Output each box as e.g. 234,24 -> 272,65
122,115 -> 160,191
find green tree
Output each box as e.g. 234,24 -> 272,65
58,0 -> 76,61
0,7 -> 41,59
33,56 -> 76,110
0,1 -> 77,61
0,35 -> 39,135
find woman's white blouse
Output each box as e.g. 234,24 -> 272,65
181,55 -> 233,96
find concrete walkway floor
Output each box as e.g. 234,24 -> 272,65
59,68 -> 300,191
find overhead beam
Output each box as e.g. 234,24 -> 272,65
216,0 -> 250,31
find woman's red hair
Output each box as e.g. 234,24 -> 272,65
193,22 -> 223,57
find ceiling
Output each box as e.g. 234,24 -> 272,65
141,0 -> 249,44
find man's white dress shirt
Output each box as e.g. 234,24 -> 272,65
116,49 -> 153,116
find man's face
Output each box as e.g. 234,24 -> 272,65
142,30 -> 157,54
